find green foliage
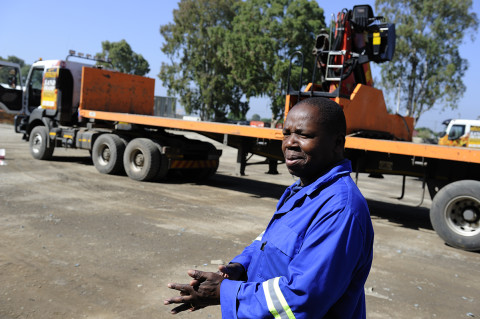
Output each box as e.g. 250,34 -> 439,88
159,0 -> 242,121
159,0 -> 325,122
376,0 -> 478,124
3,56 -> 24,66
416,127 -> 435,138
415,127 -> 439,143
250,113 -> 261,121
95,40 -> 150,76
222,0 -> 325,121
0,55 -> 31,82
227,112 -> 246,121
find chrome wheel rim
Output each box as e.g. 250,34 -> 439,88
98,144 -> 111,166
131,150 -> 145,172
32,133 -> 43,154
445,196 -> 480,236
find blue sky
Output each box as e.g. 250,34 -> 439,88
1,0 -> 478,131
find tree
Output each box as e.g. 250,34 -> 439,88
222,0 -> 325,123
250,113 -> 261,121
376,0 -> 478,124
227,111 -> 246,121
96,40 -> 150,76
415,127 -> 438,143
0,56 -> 31,82
159,0 -> 243,121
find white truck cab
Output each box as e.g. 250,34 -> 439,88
0,52 -> 112,134
1,58 -> 92,115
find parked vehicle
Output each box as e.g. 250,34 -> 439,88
438,119 -> 480,148
1,53 -> 220,182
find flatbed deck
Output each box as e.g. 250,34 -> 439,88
80,109 -> 480,164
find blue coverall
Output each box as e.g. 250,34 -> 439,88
220,159 -> 374,318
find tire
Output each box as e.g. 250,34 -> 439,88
123,138 -> 160,181
92,134 -> 126,175
430,180 -> 480,251
29,126 -> 54,160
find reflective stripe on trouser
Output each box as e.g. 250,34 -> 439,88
262,277 -> 296,319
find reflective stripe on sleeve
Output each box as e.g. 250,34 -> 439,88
255,231 -> 265,241
262,277 -> 296,319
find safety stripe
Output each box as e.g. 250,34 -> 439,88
263,277 -> 296,319
273,277 -> 296,319
255,231 -> 265,241
170,159 -> 218,169
263,280 -> 282,319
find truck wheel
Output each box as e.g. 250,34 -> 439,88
29,126 -> 54,160
123,138 -> 160,181
430,180 -> 480,251
92,134 -> 126,175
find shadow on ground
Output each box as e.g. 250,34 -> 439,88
44,156 -> 435,232
367,199 -> 432,231
206,174 -> 434,232
50,155 -> 93,165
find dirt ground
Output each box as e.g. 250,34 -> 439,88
0,123 -> 479,319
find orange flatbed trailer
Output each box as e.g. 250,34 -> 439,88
79,109 -> 284,140
78,107 -> 480,252
80,108 -> 480,164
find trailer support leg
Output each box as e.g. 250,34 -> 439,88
411,157 -> 427,207
236,144 -> 247,176
416,178 -> 426,207
397,175 -> 406,200
267,159 -> 279,175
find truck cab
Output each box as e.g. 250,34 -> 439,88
438,119 -> 480,148
0,57 -> 99,136
1,54 -> 221,183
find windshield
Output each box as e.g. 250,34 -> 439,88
448,124 -> 466,140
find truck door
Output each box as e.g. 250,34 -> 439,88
26,67 -> 44,113
468,126 -> 480,148
0,61 -> 23,114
